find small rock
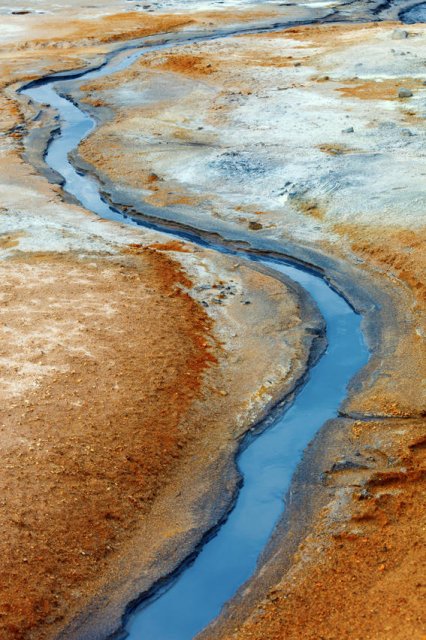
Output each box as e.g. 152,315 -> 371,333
391,28 -> 408,39
294,62 -> 301,67
398,87 -> 413,98
330,459 -> 368,473
342,126 -> 354,133
358,489 -> 373,500
248,221 -> 263,231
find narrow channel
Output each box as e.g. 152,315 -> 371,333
23,30 -> 369,640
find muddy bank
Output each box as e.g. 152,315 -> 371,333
0,244 -> 323,640
0,7 -> 329,640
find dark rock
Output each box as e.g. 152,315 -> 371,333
330,459 -> 369,473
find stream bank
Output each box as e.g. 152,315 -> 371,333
6,2 -> 426,636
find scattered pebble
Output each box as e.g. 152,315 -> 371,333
342,127 -> 354,134
249,221 -> 263,231
398,88 -> 413,98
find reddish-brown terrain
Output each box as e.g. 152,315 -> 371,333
0,248 -> 216,637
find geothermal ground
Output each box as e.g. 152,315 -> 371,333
0,0 -> 425,639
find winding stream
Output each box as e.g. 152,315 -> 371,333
23,28 -> 369,640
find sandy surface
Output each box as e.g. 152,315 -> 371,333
0,7 -> 324,640
67,17 -> 426,640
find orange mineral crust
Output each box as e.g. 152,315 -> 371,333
0,242 -> 317,640
0,249 -> 214,638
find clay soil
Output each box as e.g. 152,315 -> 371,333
1,5 -> 425,640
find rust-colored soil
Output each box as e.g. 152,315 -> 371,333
336,224 -> 426,308
337,79 -> 423,101
156,52 -> 218,77
0,248 -> 216,639
3,8 -> 425,640
66,13 -> 195,44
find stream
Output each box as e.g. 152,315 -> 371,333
400,2 -> 426,22
23,25 -> 369,640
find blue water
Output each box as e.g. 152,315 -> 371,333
23,37 -> 369,640
401,2 -> 426,23
124,257 -> 367,640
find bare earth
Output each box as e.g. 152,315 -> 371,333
0,1 -> 425,640
75,20 -> 426,418
0,6 -> 322,640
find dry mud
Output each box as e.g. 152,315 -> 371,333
67,15 -> 426,640
0,6 -> 325,640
